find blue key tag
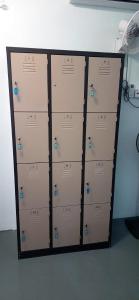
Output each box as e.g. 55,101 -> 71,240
54,142 -> 59,150
89,89 -> 96,97
13,87 -> 19,96
19,190 -> 24,200
87,187 -> 90,194
54,190 -> 58,197
17,143 -> 23,150
21,231 -> 26,242
84,225 -> 88,236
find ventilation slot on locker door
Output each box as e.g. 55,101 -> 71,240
95,166 -> 105,176
63,164 -> 72,177
26,115 -> 38,128
98,60 -> 111,76
61,57 -> 75,75
61,116 -> 73,129
95,121 -> 106,130
22,56 -> 37,73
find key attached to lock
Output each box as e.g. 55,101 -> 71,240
17,138 -> 23,151
54,227 -> 59,240
89,84 -> 96,97
54,184 -> 59,197
84,224 -> 88,236
53,137 -> 59,150
21,230 -> 26,242
13,81 -> 19,96
19,187 -> 24,200
87,137 -> 93,150
86,182 -> 91,195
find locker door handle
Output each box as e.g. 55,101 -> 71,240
13,81 -> 20,96
21,230 -> 26,242
17,138 -> 23,150
54,227 -> 59,239
84,224 -> 88,236
19,186 -> 24,200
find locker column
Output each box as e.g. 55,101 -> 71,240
51,55 -> 85,248
11,53 -> 50,252
83,57 -> 121,244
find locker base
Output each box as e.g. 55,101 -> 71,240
18,241 -> 110,259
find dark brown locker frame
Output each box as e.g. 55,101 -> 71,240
6,47 -> 124,259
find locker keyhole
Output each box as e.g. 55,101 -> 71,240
19,186 -> 24,200
17,138 -> 23,150
84,224 -> 88,236
13,81 -> 20,96
54,227 -> 59,239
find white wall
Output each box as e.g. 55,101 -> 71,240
0,0 -> 138,230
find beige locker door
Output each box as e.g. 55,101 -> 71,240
52,113 -> 83,162
18,163 -> 49,210
83,203 -> 111,244
20,208 -> 49,251
53,206 -> 80,247
53,162 -> 82,207
87,57 -> 121,112
84,161 -> 113,204
86,113 -> 116,161
15,112 -> 49,163
51,55 -> 85,112
11,53 -> 48,112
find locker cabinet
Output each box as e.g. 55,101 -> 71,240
14,112 -> 49,163
53,206 -> 80,247
52,162 -> 82,207
51,55 -> 85,112
18,163 -> 49,210
11,53 -> 48,112
20,208 -> 49,251
86,113 -> 116,161
52,113 -> 83,162
87,57 -> 121,112
84,161 -> 113,204
83,203 -> 111,244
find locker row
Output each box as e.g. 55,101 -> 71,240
11,53 -> 121,113
15,112 -> 117,163
20,203 -> 111,251
18,161 -> 113,210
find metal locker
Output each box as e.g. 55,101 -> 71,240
18,163 -> 49,210
86,113 -> 116,161
11,53 -> 48,112
52,162 -> 82,207
83,203 -> 111,244
20,208 -> 49,251
84,161 -> 113,204
51,55 -> 85,112
52,113 -> 83,162
87,57 -> 121,112
14,112 -> 49,163
53,206 -> 80,247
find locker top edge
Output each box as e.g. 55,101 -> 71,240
6,47 -> 125,59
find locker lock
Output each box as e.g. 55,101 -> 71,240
85,182 -> 91,195
84,224 -> 88,236
54,227 -> 59,239
17,138 -> 23,151
89,84 -> 96,97
54,184 -> 59,197
19,186 -> 24,200
53,137 -> 59,150
13,81 -> 19,96
21,230 -> 26,242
